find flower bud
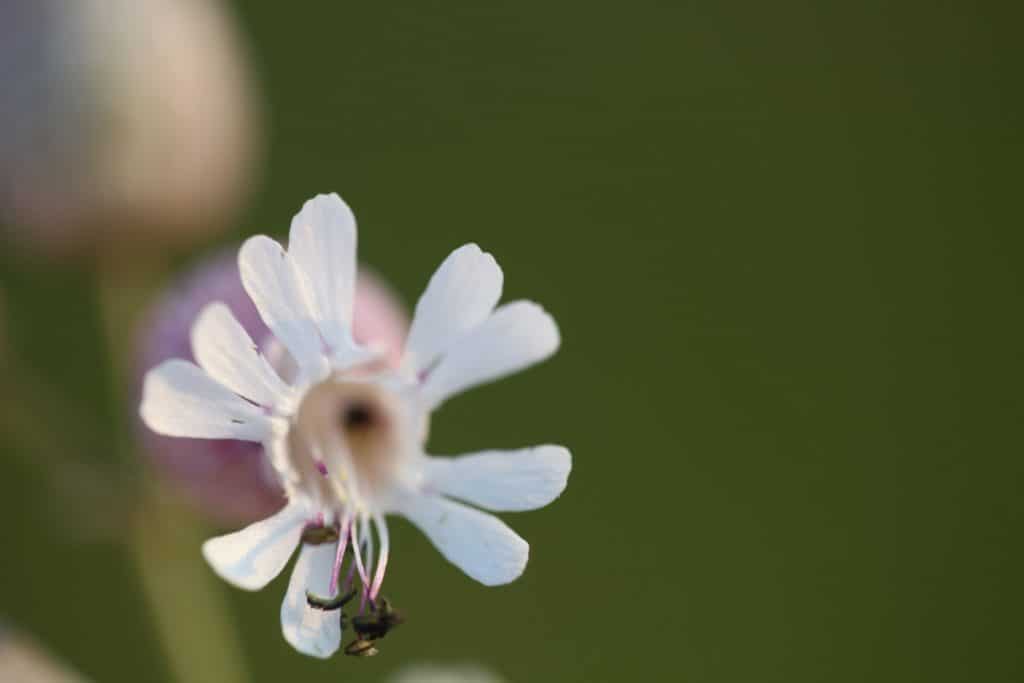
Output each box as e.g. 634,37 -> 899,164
0,0 -> 260,257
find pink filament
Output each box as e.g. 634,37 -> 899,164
349,518 -> 370,591
368,514 -> 390,602
328,516 -> 352,596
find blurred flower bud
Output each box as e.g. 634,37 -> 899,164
135,249 -> 409,524
0,0 -> 260,257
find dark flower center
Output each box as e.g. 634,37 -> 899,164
343,401 -> 375,430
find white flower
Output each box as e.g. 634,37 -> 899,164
139,194 -> 571,658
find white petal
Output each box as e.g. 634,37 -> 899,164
191,302 -> 289,407
140,359 -> 270,441
281,543 -> 342,659
288,194 -> 358,353
201,503 -> 306,591
238,235 -> 324,376
403,244 -> 503,374
420,301 -> 560,409
396,495 -> 528,586
421,445 -> 571,512
329,338 -> 383,374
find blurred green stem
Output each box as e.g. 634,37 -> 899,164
133,483 -> 250,683
97,265 -> 250,683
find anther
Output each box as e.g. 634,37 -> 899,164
344,639 -> 378,657
351,597 -> 405,642
305,588 -> 357,611
301,524 -> 340,545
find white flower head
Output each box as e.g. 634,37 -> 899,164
140,194 -> 571,658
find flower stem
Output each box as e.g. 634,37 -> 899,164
132,483 -> 249,683
96,250 -> 248,681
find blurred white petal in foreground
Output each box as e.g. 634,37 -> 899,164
0,625 -> 89,683
389,663 -> 506,683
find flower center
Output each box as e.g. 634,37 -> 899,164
291,375 -> 405,511
343,401 -> 375,429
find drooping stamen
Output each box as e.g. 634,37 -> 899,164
328,515 -> 352,596
357,514 -> 374,613
369,513 -> 390,602
340,523 -> 369,593
349,516 -> 371,591
362,515 -> 375,580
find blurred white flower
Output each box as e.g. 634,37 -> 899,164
0,0 -> 259,256
140,194 -> 571,658
389,663 -> 506,683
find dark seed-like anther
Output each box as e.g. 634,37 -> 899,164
352,598 -> 405,641
306,589 -> 356,611
301,525 -> 340,545
345,639 -> 378,657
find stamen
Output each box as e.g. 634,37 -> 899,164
369,513 -> 390,602
358,514 -> 374,613
362,514 -> 375,580
328,515 -> 352,596
344,639 -> 378,657
340,523 -> 368,594
349,516 -> 370,591
300,515 -> 338,545
306,588 -> 356,611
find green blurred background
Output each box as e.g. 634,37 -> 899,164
1,1 -> 1021,681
